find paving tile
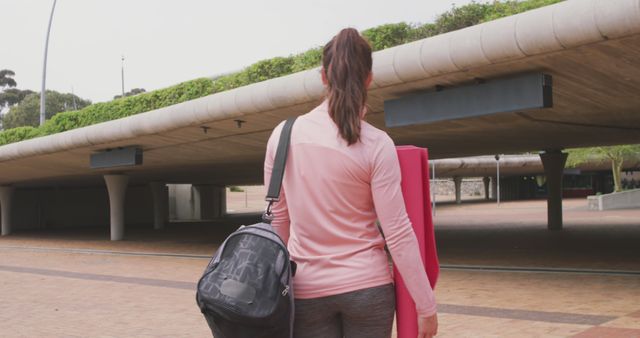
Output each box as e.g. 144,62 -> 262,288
438,303 -> 616,325
435,313 -> 589,338
572,326 -> 640,338
602,316 -> 640,330
435,270 -> 640,317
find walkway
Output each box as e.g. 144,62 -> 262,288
0,199 -> 638,337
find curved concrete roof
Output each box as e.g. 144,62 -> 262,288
1,0 -> 639,187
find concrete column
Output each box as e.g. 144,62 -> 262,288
104,175 -> 129,241
483,177 -> 491,200
540,150 -> 568,231
194,185 -> 226,220
215,186 -> 227,218
149,182 -> 168,230
453,176 -> 463,204
0,186 -> 15,236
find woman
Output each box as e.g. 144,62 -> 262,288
264,28 -> 438,338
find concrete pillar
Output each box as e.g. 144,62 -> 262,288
194,185 -> 226,220
0,186 -> 15,236
453,176 -> 463,204
104,175 -> 129,241
483,177 -> 491,200
216,186 -> 227,218
149,182 -> 168,230
540,150 -> 568,231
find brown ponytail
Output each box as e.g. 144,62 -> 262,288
322,28 -> 372,146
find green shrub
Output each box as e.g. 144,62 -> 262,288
0,78 -> 214,145
229,186 -> 245,192
363,23 -> 413,51
0,0 -> 565,146
291,48 -> 323,72
0,126 -> 42,144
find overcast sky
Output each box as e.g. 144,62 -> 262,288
1,0 -> 477,103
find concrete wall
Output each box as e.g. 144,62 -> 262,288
167,184 -> 226,221
588,189 -> 640,211
2,183 -> 225,231
9,185 -> 154,230
168,184 -> 199,220
431,178 -> 485,197
485,176 -> 540,201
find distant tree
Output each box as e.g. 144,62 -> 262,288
3,90 -> 91,129
1,70 -> 36,111
0,69 -> 17,89
567,145 -> 640,193
0,88 -> 35,107
1,69 -> 23,129
114,88 -> 146,99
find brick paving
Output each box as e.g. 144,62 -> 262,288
0,199 -> 638,337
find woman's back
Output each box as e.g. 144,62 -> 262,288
265,100 -> 400,298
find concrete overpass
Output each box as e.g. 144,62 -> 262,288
433,155 -> 640,179
431,154 -> 640,203
0,0 -> 639,239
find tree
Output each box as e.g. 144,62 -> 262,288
1,69 -> 22,129
567,145 -> 640,193
0,69 -> 34,115
2,90 -> 91,129
114,88 -> 146,99
0,88 -> 35,107
0,70 -> 17,89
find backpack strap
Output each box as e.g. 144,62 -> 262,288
263,117 -> 297,222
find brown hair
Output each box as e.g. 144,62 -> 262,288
322,28 -> 373,145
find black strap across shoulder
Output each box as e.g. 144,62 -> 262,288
264,117 -> 296,221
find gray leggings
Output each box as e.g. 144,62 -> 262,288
293,284 -> 395,338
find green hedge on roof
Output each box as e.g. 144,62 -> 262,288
0,0 -> 564,146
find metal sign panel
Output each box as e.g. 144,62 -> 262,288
90,147 -> 143,169
384,73 -> 552,128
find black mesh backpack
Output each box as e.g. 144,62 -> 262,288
196,118 -> 297,338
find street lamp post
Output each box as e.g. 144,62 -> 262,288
40,0 -> 58,126
432,160 -> 436,216
495,154 -> 501,205
121,56 -> 125,97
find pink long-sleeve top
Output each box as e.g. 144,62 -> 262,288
263,100 -> 437,317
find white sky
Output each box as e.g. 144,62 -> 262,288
1,0 -> 477,103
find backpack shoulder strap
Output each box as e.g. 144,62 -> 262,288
264,117 -> 297,221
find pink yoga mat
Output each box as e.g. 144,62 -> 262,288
394,146 -> 440,338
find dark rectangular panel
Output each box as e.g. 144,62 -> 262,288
384,73 -> 552,128
90,147 -> 143,169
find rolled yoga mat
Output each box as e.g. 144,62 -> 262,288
394,146 -> 440,338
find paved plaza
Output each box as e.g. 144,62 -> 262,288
0,199 -> 638,337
